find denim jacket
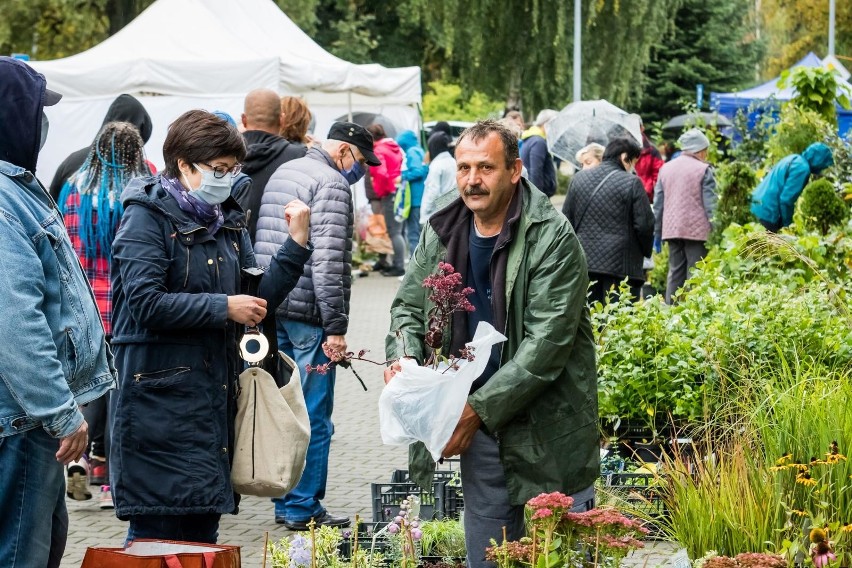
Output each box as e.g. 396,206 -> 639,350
0,160 -> 116,439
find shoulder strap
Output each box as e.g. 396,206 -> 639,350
573,169 -> 619,232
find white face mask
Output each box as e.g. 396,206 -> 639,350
183,164 -> 233,205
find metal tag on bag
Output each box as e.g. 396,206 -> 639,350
239,329 -> 269,363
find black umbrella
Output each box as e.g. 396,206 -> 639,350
662,112 -> 733,131
334,112 -> 399,139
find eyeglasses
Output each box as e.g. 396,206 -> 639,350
201,162 -> 243,178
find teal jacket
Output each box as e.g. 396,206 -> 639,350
751,143 -> 834,227
385,179 -> 599,505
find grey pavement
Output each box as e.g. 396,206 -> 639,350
62,257 -> 676,567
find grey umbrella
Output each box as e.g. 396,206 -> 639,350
662,112 -> 733,131
334,112 -> 399,139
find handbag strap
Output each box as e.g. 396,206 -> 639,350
240,267 -> 281,378
573,169 -> 618,232
162,552 -> 216,568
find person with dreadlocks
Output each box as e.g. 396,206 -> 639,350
56,121 -> 151,508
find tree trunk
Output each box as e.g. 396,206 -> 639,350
106,0 -> 138,36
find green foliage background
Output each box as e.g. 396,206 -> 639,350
7,0 -> 844,120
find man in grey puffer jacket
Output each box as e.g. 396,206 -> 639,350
254,122 -> 380,530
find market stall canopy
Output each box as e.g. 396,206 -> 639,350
711,52 -> 852,137
28,0 -> 422,184
29,0 -> 421,104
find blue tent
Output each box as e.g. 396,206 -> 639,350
711,52 -> 852,138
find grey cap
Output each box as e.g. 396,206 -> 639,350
678,128 -> 710,153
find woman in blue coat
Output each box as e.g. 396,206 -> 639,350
109,110 -> 312,543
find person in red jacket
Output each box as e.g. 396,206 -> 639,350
634,122 -> 663,202
367,123 -> 406,275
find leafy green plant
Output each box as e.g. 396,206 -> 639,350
779,66 -> 852,127
648,243 -> 669,295
707,161 -> 758,247
730,101 -> 778,168
795,179 -> 848,235
765,105 -> 834,166
595,224 -> 852,434
420,519 -> 466,560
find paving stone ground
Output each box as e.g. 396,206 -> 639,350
62,265 -> 676,567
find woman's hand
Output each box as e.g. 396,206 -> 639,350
227,295 -> 267,326
284,200 -> 310,247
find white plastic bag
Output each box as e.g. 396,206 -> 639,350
378,322 -> 507,460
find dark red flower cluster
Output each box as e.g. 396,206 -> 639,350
423,262 -> 475,351
485,541 -> 532,563
733,553 -> 787,568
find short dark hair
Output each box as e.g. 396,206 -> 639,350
456,119 -> 519,168
163,109 -> 246,177
367,123 -> 386,140
602,137 -> 642,168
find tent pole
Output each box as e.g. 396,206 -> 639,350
348,92 -> 353,122
829,0 -> 836,57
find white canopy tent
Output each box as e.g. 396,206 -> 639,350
30,0 -> 422,185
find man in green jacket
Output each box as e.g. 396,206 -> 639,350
384,120 -> 599,568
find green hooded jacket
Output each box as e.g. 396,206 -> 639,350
385,179 -> 599,505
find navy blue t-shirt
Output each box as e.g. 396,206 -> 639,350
466,219 -> 501,392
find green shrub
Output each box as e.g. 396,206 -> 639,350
707,161 -> 758,247
765,105 -> 834,165
422,80 -> 503,122
779,66 -> 852,127
595,224 -> 852,433
796,178 -> 847,235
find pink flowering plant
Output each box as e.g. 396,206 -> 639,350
487,492 -> 648,568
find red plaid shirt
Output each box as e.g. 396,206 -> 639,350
61,190 -> 113,335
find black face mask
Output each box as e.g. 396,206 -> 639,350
40,111 -> 49,150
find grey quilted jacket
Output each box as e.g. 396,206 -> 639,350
254,147 -> 353,334
561,161 -> 654,282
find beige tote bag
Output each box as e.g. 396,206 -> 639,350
231,353 -> 311,497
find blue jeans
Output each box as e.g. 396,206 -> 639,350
405,207 -> 421,257
0,429 -> 67,568
126,513 -> 220,545
272,319 -> 335,521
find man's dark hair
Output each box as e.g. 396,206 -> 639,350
456,119 -> 519,168
163,109 -> 247,177
602,137 -> 642,168
367,123 -> 386,140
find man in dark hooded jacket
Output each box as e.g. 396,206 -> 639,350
0,56 -> 115,568
49,94 -> 153,201
237,88 -> 307,242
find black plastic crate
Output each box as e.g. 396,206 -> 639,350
371,481 -> 446,522
338,521 -> 394,564
601,472 -> 667,538
388,465 -> 464,520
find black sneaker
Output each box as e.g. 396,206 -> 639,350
277,510 -> 351,531
381,267 -> 406,277
372,259 -> 391,271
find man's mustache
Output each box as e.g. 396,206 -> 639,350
464,186 -> 489,196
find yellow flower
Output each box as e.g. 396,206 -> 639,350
825,453 -> 847,464
842,524 -> 852,533
797,473 -> 818,487
792,509 -> 810,517
777,453 -> 793,466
